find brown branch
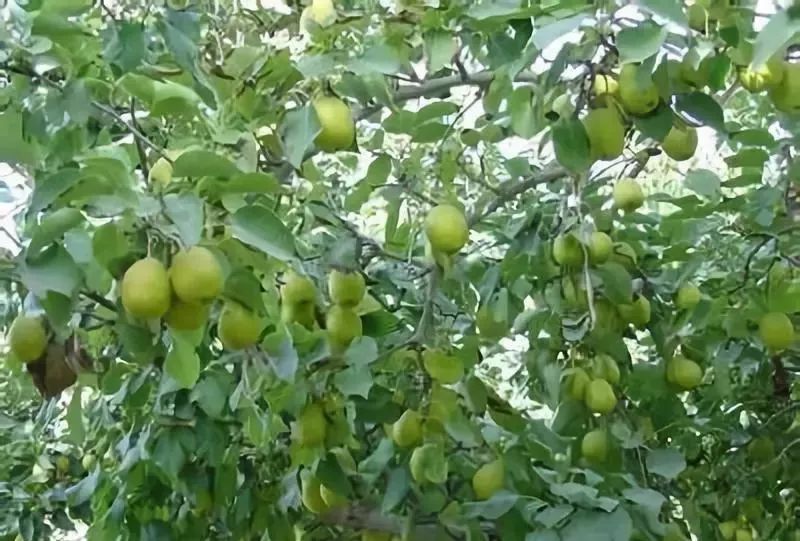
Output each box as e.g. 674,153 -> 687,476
319,503 -> 441,537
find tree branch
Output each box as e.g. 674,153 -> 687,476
394,70 -> 538,102
319,503 -> 441,538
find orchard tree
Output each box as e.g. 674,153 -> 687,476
1,0 -> 800,540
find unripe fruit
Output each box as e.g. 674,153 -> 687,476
584,379 -> 617,414
769,62 -> 800,113
581,429 -> 609,463
661,125 -> 698,161
583,107 -> 625,161
565,368 -> 590,401
294,402 -> 327,447
281,272 -> 316,306
169,246 -> 223,303
591,354 -> 620,385
218,302 -> 263,350
613,178 -> 645,212
472,459 -> 504,500
718,521 -> 737,540
55,455 -> 70,473
313,96 -> 355,152
738,56 -> 785,93
552,233 -> 584,267
165,300 -> 210,330
758,312 -> 795,351
592,74 -> 619,97
301,474 -> 328,513
392,409 -> 422,448
687,3 -> 709,32
326,305 -> 363,352
588,232 -> 613,264
305,0 -> 336,27
667,356 -> 703,390
8,315 -> 47,362
409,443 -> 446,485
148,156 -> 173,186
675,283 -> 701,310
735,529 -> 753,541
328,269 -> 366,307
121,257 -> 172,319
618,64 -> 659,116
81,453 -> 96,471
618,295 -> 651,329
424,204 -> 469,255
422,349 -> 464,384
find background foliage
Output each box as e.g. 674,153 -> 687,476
0,0 -> 799,540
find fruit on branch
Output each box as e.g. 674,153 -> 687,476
591,354 -> 620,385
301,473 -> 328,513
718,521 -> 737,540
121,257 -> 172,319
581,429 -> 609,463
585,379 -> 617,414
218,302 -> 263,350
661,124 -> 698,161
472,458 -> 504,500
618,64 -> 660,116
313,96 -> 355,152
666,356 -> 703,390
8,315 -> 47,362
552,233 -> 585,267
618,295 -> 651,329
679,54 -> 712,88
687,3 -> 709,31
326,305 -> 363,353
592,73 -> 619,98
613,178 -> 645,212
281,272 -> 317,306
759,311 -> 795,351
392,409 -> 423,448
583,107 -> 625,161
675,283 -> 701,310
148,156 -> 173,186
769,62 -> 800,113
328,269 -> 366,307
738,56 -> 785,93
169,246 -> 223,303
165,300 -> 209,331
424,204 -> 469,255
609,241 -> 638,270
588,231 -> 613,264
565,368 -> 591,401
422,349 -> 464,384
294,402 -> 327,447
476,305 -> 508,339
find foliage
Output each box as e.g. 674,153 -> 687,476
0,0 -> 799,540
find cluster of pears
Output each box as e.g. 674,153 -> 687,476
583,66 -> 698,165
567,353 -> 620,419
120,247 -> 263,350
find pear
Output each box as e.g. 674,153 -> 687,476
409,443 -> 446,485
613,178 -> 645,212
169,246 -> 223,304
618,295 -> 651,329
424,204 -> 469,255
8,315 -> 47,362
472,459 -> 504,500
588,232 -> 613,264
675,283 -> 701,310
121,257 -> 172,319
313,96 -> 355,152
583,107 -> 625,161
565,368 -> 590,401
328,269 -> 366,307
661,125 -> 698,161
769,62 -> 800,113
667,356 -> 703,390
718,522 -> 737,540
281,302 -> 316,329
739,56 -> 785,93
165,300 -> 210,330
581,429 -> 609,463
591,354 -> 621,385
687,3 -> 711,32
218,302 -> 263,350
320,484 -> 347,508
584,379 -> 617,414
552,233 -> 585,267
281,272 -> 316,306
148,156 -> 173,186
618,64 -> 660,116
758,312 -> 795,351
592,73 -> 619,97
305,0 -> 336,27
326,305 -> 363,353
294,402 -> 327,447
391,410 -> 422,448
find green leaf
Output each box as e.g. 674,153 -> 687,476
334,364 -> 373,398
751,7 -> 800,68
345,337 -> 378,366
561,508 -> 632,541
382,467 -> 411,513
172,150 -> 240,179
425,31 -> 456,73
224,268 -> 266,315
0,109 -> 40,166
622,487 -> 666,513
163,193 -> 204,247
20,245 -> 82,297
262,330 -> 299,381
348,44 -> 404,75
165,331 -> 201,389
231,204 -> 297,261
616,22 -> 667,64
66,468 -> 100,507
684,169 -> 721,203
103,21 -> 145,72
66,386 -> 85,445
281,105 -> 321,168
463,491 -> 519,519
552,118 -> 590,173
509,87 -> 537,138
646,448 -> 686,479
316,453 -> 354,498
673,92 -> 726,132
637,0 -> 687,27
28,207 -> 84,255
596,263 -> 633,305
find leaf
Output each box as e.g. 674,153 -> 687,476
28,207 -> 84,255
334,364 -> 373,398
316,453 -> 353,498
616,22 -> 667,64
231,204 -> 297,261
752,7 -> 800,68
596,263 -> 633,305
165,332 -> 201,389
622,487 -> 666,513
345,337 -> 378,366
19,245 -> 82,298
262,330 -> 299,382
382,467 -> 410,513
509,87 -> 537,138
163,193 -> 204,247
0,109 -> 40,166
673,92 -> 726,132
646,448 -> 686,479
552,118 -> 591,173
561,508 -> 632,541
66,468 -> 100,507
348,44 -> 403,75
637,0 -> 687,27
224,268 -> 266,315
103,21 -> 145,72
462,491 -> 519,519
684,169 -> 721,203
66,386 -> 85,445
425,31 -> 456,72
535,504 -> 574,528
281,105 -> 321,168
172,150 -> 240,179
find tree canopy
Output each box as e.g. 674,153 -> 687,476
0,0 -> 799,540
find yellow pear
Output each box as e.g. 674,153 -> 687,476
148,156 -> 173,186
552,233 -> 584,267
391,409 -> 422,448
294,402 -> 327,447
281,272 -> 316,306
472,459 -> 504,500
581,429 -> 609,463
301,474 -> 328,513
8,315 -> 47,362
769,62 -> 800,113
592,73 -> 619,97
739,56 -> 785,93
584,379 -> 617,414
675,283 -> 701,310
313,96 -> 355,152
165,300 -> 210,330
759,311 -> 795,351
583,107 -> 625,161
618,64 -> 660,116
326,305 -> 362,352
661,125 -> 698,161
422,349 -> 464,384
588,232 -> 613,264
169,246 -> 223,303
613,178 -> 645,212
218,302 -> 263,350
307,0 -> 336,27
328,269 -> 366,307
424,204 -> 469,255
121,257 -> 172,319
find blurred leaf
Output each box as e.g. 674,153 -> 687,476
617,23 -> 667,64
646,448 -> 686,479
165,331 -> 201,389
163,193 -> 204,247
281,105 -> 321,168
231,204 -> 297,261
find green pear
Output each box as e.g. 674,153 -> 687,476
218,302 -> 263,350
584,379 -> 617,414
769,62 -> 800,113
313,96 -> 355,152
618,64 -> 659,116
613,178 -> 645,212
661,125 -> 698,161
294,402 -> 327,447
583,107 -> 625,161
392,410 -> 423,448
424,204 -> 469,255
759,312 -> 795,351
8,315 -> 47,363
328,269 -> 366,307
588,232 -> 613,264
675,283 -> 701,310
581,429 -> 609,463
552,233 -> 585,267
169,246 -> 223,303
121,257 -> 172,319
472,459 -> 504,500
